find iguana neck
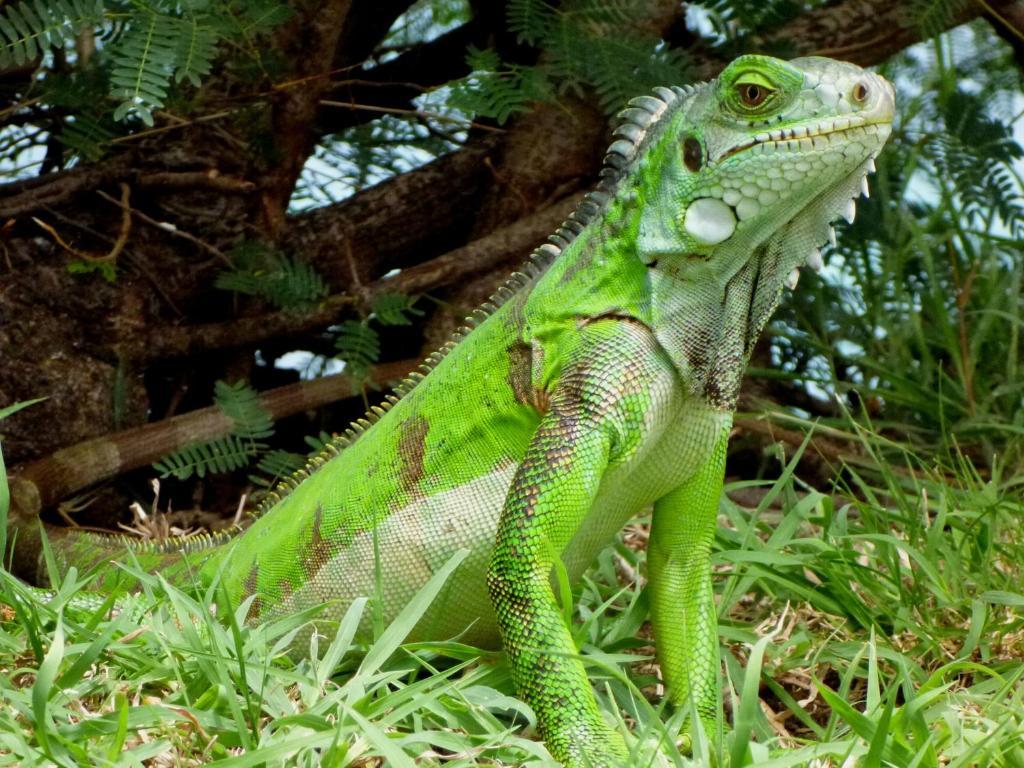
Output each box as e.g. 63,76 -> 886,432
641,223 -> 796,411
643,259 -> 757,410
538,196 -> 784,412
636,167 -> 841,409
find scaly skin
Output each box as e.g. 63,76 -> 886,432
6,56 -> 894,767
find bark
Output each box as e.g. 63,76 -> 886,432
283,135 -> 500,286
145,192 -> 577,361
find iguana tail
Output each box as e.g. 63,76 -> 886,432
6,511 -> 230,592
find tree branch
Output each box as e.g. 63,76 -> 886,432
687,0 -> 1011,79
282,134 -> 500,286
259,0 -> 357,236
0,157 -> 132,219
144,193 -> 578,360
316,18 -> 492,135
8,357 -> 420,520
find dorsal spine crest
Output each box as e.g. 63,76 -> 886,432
247,82 -> 702,522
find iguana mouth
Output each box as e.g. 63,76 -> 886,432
716,116 -> 891,164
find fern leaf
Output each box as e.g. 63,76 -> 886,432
215,242 -> 328,310
565,0 -> 639,25
153,435 -> 261,480
255,449 -> 304,478
700,0 -> 811,33
214,380 -> 274,439
506,0 -> 558,45
586,36 -> 690,114
371,293 -> 423,326
303,431 -> 334,453
911,0 -> 970,38
67,258 -> 116,282
250,448 -> 305,487
110,9 -> 179,125
465,46 -> 501,73
58,113 -> 115,161
233,0 -> 293,36
0,0 -> 103,68
334,320 -> 380,382
174,15 -> 220,86
929,88 -> 1024,235
263,256 -> 329,309
1,3 -> 43,65
449,50 -> 548,125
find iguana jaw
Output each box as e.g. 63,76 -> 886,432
741,115 -> 892,361
717,114 -> 892,165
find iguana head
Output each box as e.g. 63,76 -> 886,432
610,55 -> 895,406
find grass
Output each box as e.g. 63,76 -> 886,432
3,29 -> 1024,768
2,419 -> 1023,766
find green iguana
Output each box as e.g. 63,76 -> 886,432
6,55 -> 894,767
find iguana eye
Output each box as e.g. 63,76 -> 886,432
737,82 -> 770,107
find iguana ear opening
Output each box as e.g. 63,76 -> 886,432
683,136 -> 704,172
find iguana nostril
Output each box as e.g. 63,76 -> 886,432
853,81 -> 870,103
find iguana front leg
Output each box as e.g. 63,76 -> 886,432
487,371 -> 629,767
648,427 -> 728,738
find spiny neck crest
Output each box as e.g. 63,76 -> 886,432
249,85 -> 708,522
536,83 -> 703,251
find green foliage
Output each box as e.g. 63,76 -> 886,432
58,113 -> 116,161
548,30 -> 689,113
0,398 -> 46,425
448,46 -> 550,124
371,293 -> 424,326
506,0 -> 558,46
333,319 -> 381,383
929,87 -> 1024,235
331,294 -> 421,384
5,418 -> 1024,765
42,69 -> 120,160
215,241 -> 329,311
303,430 -> 335,453
66,257 -> 117,282
174,13 -> 220,87
0,0 -> 289,129
214,380 -> 274,439
152,381 -> 273,480
252,448 -> 305,485
1,442 -> 7,561
105,2 -> 289,125
108,9 -> 180,125
448,0 -> 690,119
230,0 -> 293,36
0,0 -> 104,68
911,0 -> 971,38
696,0 -> 820,37
152,434 -> 260,480
250,431 -> 340,490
